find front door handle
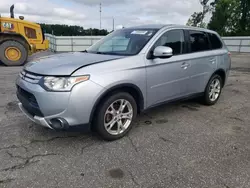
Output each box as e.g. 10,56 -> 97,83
210,58 -> 216,64
181,62 -> 190,69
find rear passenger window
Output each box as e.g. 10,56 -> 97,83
189,31 -> 210,52
153,30 -> 185,55
208,33 -> 222,49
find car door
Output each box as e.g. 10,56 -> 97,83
185,30 -> 218,94
145,29 -> 191,107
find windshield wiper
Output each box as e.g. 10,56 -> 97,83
95,52 -> 124,56
96,52 -> 108,54
81,50 -> 88,53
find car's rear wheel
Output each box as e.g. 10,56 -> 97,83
203,74 -> 222,105
95,92 -> 137,141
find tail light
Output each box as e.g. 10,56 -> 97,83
228,52 -> 231,57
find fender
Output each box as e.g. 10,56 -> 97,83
89,83 -> 145,123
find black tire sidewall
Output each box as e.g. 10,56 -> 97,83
95,92 -> 137,141
0,40 -> 28,66
204,74 -> 222,105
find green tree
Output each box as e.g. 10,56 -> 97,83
186,0 -> 210,27
208,0 -> 250,36
40,23 -> 109,36
238,0 -> 250,35
186,12 -> 203,27
200,0 -> 210,26
208,0 -> 236,35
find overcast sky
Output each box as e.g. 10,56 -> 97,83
0,0 -> 204,30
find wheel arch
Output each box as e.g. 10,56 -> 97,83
213,69 -> 226,87
203,69 -> 226,93
90,83 -> 145,124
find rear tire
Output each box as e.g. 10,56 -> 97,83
0,40 -> 28,66
94,92 -> 137,141
202,74 -> 222,105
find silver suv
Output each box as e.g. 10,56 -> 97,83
16,24 -> 231,140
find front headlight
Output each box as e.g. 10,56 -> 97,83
43,75 -> 90,91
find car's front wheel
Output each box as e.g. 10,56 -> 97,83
95,92 -> 137,141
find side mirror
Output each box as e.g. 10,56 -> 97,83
153,46 -> 173,58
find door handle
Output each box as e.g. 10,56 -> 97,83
181,62 -> 190,69
210,58 -> 216,64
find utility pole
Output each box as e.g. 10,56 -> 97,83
112,17 -> 115,31
100,3 -> 102,30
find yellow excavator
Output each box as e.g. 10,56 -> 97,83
0,5 -> 49,66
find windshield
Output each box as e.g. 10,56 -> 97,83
87,28 -> 159,56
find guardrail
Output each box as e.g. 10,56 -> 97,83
222,36 -> 250,53
45,34 -> 250,53
45,34 -> 102,52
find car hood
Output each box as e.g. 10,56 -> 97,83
24,52 -> 124,76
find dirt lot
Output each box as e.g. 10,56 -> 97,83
0,53 -> 250,188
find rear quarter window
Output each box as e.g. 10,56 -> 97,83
208,33 -> 223,50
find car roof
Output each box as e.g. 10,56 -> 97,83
126,24 -> 218,34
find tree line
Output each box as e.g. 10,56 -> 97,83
40,23 -> 109,36
187,0 -> 250,36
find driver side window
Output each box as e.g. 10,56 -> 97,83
153,30 -> 185,55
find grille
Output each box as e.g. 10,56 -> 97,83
17,86 -> 44,117
19,70 -> 42,84
17,86 -> 38,107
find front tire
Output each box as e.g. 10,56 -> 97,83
94,92 -> 137,141
0,40 -> 28,66
203,74 -> 223,105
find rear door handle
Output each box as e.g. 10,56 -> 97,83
181,62 -> 190,69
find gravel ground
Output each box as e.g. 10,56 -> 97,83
0,52 -> 250,188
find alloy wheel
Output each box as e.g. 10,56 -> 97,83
209,78 -> 221,102
104,99 -> 133,135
